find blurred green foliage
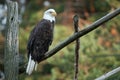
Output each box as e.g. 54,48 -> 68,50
19,26 -> 120,80
18,0 -> 120,80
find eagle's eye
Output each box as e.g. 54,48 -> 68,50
49,11 -> 53,14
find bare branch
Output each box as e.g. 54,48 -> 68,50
95,67 -> 120,80
73,15 -> 80,80
40,8 -> 120,62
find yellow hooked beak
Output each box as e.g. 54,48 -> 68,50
51,12 -> 57,17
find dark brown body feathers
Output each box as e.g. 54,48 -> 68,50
27,19 -> 54,63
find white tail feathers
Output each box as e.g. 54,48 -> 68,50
26,55 -> 38,75
35,63 -> 38,71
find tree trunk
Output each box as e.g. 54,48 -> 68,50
4,1 -> 19,80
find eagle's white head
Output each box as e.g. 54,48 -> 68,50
43,9 -> 57,22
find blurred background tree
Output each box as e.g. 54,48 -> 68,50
0,0 -> 120,80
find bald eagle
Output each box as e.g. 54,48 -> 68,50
26,9 -> 57,75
